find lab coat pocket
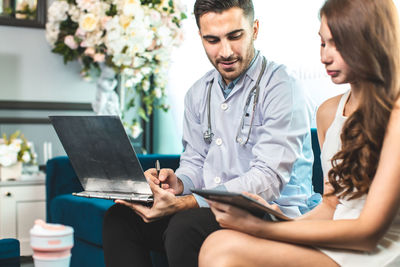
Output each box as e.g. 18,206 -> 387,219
238,112 -> 262,145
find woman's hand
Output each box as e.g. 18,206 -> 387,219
242,192 -> 283,214
208,200 -> 266,234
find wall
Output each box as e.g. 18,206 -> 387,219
0,1 -> 97,165
0,25 -> 95,102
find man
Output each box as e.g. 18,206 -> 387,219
103,1 -> 318,266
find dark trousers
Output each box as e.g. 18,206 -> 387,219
102,204 -> 221,267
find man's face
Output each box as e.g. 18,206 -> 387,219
199,7 -> 258,85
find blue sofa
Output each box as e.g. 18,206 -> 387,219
46,129 -> 323,267
0,238 -> 20,267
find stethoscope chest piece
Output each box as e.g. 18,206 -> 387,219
203,128 -> 213,144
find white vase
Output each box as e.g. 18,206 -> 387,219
0,162 -> 22,181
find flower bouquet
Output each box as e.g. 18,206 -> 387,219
45,0 -> 186,138
0,131 -> 37,181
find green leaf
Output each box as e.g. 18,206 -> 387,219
138,108 -> 149,122
106,4 -> 117,16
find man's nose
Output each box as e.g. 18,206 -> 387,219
219,40 -> 234,59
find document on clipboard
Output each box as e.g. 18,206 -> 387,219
191,189 -> 292,221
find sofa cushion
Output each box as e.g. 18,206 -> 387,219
0,238 -> 20,259
50,194 -> 114,246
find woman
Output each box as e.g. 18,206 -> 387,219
199,0 -> 400,266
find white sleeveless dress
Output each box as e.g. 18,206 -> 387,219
317,91 -> 400,266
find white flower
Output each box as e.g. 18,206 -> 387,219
76,0 -> 96,11
130,122 -> 143,139
0,154 -> 18,167
125,78 -> 134,88
141,67 -> 152,76
68,5 -> 81,22
149,9 -> 162,26
0,144 -> 18,167
123,68 -> 134,76
80,13 -> 99,32
123,2 -> 141,17
133,57 -> 146,68
142,79 -> 150,92
45,22 -> 60,46
154,88 -> 162,99
47,1 -> 69,22
22,151 -> 31,163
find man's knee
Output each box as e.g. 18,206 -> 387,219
164,208 -> 219,245
103,204 -> 141,236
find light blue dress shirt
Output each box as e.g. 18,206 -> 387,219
175,52 -> 320,218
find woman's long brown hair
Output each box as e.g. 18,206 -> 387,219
320,0 -> 400,199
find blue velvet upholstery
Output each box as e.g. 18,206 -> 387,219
0,238 -> 20,266
311,128 -> 323,194
46,130 -> 323,267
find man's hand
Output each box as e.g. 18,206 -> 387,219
145,168 -> 184,195
115,175 -> 197,223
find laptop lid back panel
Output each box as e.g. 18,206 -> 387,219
49,115 -> 152,195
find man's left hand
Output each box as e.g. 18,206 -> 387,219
116,177 -> 197,223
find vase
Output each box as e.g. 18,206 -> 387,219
0,161 -> 22,182
92,65 -> 121,116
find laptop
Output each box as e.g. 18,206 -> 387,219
49,115 -> 153,203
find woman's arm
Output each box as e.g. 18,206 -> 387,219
209,101 -> 400,252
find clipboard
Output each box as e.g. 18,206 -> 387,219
191,189 -> 292,221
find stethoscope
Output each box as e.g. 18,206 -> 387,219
203,56 -> 267,146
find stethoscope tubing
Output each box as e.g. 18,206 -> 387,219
203,56 -> 267,145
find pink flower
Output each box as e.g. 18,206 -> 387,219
101,16 -> 112,28
93,53 -> 105,62
84,47 -> 95,57
75,28 -> 86,38
80,41 -> 88,47
64,35 -> 78,50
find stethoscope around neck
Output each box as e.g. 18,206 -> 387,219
203,56 -> 267,146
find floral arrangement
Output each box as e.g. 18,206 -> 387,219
15,0 -> 37,20
45,0 -> 186,137
2,0 -> 37,20
0,131 -> 37,167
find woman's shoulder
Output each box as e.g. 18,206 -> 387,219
316,94 -> 344,133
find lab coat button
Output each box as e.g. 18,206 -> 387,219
221,103 -> 228,110
214,177 -> 221,184
236,137 -> 243,143
215,138 -> 223,146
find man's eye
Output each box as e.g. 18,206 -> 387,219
229,34 -> 242,40
206,38 -> 219,44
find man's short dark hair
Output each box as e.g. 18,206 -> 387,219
194,0 -> 255,28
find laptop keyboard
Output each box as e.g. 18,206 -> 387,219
73,191 -> 153,202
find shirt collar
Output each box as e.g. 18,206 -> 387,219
217,49 -> 260,91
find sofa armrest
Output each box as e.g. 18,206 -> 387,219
46,156 -> 83,222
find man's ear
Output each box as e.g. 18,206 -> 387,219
253,19 -> 259,40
